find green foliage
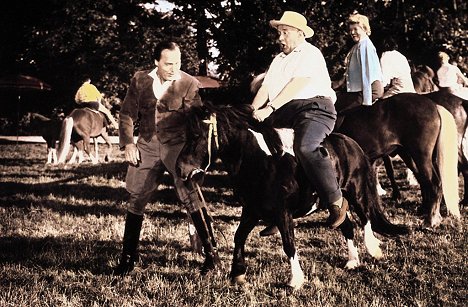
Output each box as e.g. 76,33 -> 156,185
2,0 -> 466,115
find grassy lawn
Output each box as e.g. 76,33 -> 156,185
0,143 -> 466,307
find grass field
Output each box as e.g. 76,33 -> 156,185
0,143 -> 466,307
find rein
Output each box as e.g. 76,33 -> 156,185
201,113 -> 219,172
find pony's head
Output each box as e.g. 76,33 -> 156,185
177,102 -> 283,181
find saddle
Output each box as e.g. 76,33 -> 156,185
249,128 -> 295,156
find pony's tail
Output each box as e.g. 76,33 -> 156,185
359,161 -> 410,236
436,105 -> 460,217
57,117 -> 73,163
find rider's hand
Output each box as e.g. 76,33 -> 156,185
253,107 -> 274,122
124,143 -> 140,165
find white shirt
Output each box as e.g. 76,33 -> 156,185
380,50 -> 415,96
437,63 -> 463,89
263,41 -> 336,103
148,68 -> 181,99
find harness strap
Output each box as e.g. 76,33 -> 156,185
202,113 -> 219,172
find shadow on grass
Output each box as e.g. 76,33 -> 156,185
0,235 -> 202,277
1,160 -> 239,207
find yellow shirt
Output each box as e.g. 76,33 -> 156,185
75,82 -> 101,103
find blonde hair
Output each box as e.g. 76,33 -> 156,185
438,51 -> 450,63
348,13 -> 371,35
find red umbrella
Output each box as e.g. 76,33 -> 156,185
0,74 -> 52,141
0,74 -> 52,91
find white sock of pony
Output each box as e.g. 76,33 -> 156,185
345,239 -> 360,269
288,252 -> 305,290
364,221 -> 383,259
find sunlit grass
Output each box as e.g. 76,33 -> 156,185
0,143 -> 466,306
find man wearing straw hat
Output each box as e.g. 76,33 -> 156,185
252,11 -> 348,231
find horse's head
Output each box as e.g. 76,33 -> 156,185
177,104 -> 219,182
177,102 -> 258,181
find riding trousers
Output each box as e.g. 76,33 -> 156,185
267,97 -> 342,205
125,134 -> 203,215
335,80 -> 384,114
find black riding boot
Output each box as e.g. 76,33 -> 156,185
190,208 -> 220,274
113,211 -> 143,276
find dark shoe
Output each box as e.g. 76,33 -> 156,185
259,225 -> 279,237
200,249 -> 220,275
113,254 -> 138,276
328,198 -> 349,229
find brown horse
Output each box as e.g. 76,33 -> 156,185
57,108 -> 112,164
383,88 -> 468,204
336,93 -> 459,227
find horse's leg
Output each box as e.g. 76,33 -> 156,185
276,209 -> 304,290
100,129 -> 112,162
47,147 -> 53,164
406,168 -> 419,186
68,144 -> 79,164
382,156 -> 402,201
375,161 -> 388,196
230,208 -> 258,285
83,136 -> 98,164
363,221 -> 383,259
460,167 -> 468,205
94,137 -> 99,162
404,153 -> 442,227
339,216 -> 360,269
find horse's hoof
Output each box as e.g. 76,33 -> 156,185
425,214 -> 442,228
345,259 -> 361,270
377,185 -> 387,196
287,274 -> 305,290
231,274 -> 247,285
370,248 -> 384,260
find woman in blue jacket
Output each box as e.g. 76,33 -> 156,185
334,13 -> 384,119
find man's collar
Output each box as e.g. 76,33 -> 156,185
148,68 -> 181,82
279,40 -> 307,58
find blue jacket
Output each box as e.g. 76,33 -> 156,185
346,36 -> 383,105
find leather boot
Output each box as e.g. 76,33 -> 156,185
113,211 -> 143,276
190,208 -> 220,274
327,197 -> 349,229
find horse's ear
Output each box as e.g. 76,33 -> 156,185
191,101 -> 211,119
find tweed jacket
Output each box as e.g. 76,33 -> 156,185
119,70 -> 202,148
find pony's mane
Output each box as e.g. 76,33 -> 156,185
186,103 -> 283,155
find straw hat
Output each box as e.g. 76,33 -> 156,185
269,11 -> 314,38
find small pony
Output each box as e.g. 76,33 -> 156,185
177,103 -> 409,289
57,108 -> 112,164
25,112 -> 63,164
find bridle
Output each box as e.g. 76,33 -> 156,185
201,113 -> 219,172
187,113 -> 219,180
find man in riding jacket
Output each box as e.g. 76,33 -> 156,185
252,11 -> 348,232
115,41 -> 218,276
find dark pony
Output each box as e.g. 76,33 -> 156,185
25,112 -> 62,164
336,93 -> 459,227
57,108 -> 112,164
177,103 -> 408,289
